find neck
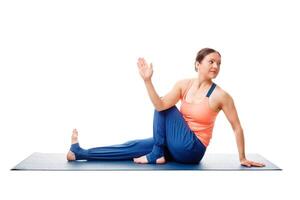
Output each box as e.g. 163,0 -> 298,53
195,75 -> 212,89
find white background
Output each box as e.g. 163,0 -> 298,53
1,0 -> 299,199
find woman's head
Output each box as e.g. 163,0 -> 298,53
195,48 -> 221,79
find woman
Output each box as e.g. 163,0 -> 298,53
66,48 -> 265,167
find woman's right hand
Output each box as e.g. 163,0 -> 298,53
137,57 -> 153,82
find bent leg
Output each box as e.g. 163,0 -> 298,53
70,138 -> 154,161
164,106 -> 206,163
145,106 -> 206,164
144,107 -> 170,163
145,106 -> 186,163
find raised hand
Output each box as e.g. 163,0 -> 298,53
137,57 -> 153,81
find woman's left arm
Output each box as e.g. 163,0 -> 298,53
221,92 -> 265,167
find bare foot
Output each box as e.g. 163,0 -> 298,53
133,155 -> 166,164
67,151 -> 76,161
66,129 -> 79,161
71,128 -> 79,144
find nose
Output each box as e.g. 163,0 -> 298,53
212,63 -> 219,69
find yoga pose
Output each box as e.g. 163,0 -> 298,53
66,48 -> 265,167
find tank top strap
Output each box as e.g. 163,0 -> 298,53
206,83 -> 217,97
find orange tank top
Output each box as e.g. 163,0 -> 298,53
180,80 -> 219,147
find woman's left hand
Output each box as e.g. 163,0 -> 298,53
240,158 -> 266,167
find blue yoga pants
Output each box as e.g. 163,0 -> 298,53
70,106 -> 206,163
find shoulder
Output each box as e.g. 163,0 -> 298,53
175,78 -> 193,88
213,84 -> 234,107
172,78 -> 193,98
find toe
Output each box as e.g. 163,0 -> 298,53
133,156 -> 148,164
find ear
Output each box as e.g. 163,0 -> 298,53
195,61 -> 200,72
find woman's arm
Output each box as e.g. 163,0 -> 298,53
221,92 -> 265,167
137,57 -> 182,111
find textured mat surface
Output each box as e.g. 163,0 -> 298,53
12,153 -> 281,171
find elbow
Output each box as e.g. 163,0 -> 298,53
155,108 -> 164,112
155,105 -> 165,112
154,100 -> 165,112
233,126 -> 243,135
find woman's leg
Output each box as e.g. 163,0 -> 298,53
133,107 -> 170,164
67,129 -> 154,161
134,106 -> 206,164
164,107 -> 207,163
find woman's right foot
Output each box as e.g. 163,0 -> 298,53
133,155 -> 166,164
66,129 -> 79,161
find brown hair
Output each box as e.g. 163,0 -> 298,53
195,48 -> 221,72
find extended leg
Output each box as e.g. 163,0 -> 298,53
66,129 -> 154,161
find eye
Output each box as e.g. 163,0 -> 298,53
209,60 -> 213,64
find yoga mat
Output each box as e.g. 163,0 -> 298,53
11,153 -> 281,171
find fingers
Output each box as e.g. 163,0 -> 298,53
141,58 -> 146,66
241,160 -> 266,168
246,160 -> 265,167
137,57 -> 148,65
250,161 -> 265,167
137,57 -> 143,68
241,161 -> 251,167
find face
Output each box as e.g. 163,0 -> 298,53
196,52 -> 221,79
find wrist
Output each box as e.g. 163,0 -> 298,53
239,156 -> 246,162
144,79 -> 152,83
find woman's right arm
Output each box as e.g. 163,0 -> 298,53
137,57 -> 182,111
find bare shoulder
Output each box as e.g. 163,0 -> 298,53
171,78 -> 192,98
176,78 -> 192,85
215,84 -> 230,98
176,78 -> 194,88
213,84 -> 234,106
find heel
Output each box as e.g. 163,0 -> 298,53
69,143 -> 87,160
146,145 -> 164,164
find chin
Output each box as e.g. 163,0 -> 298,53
210,75 -> 218,79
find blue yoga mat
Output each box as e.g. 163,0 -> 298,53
11,152 -> 281,171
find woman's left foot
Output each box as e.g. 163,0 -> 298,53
66,129 -> 79,161
71,128 -> 79,144
66,151 -> 76,161
133,155 -> 166,164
